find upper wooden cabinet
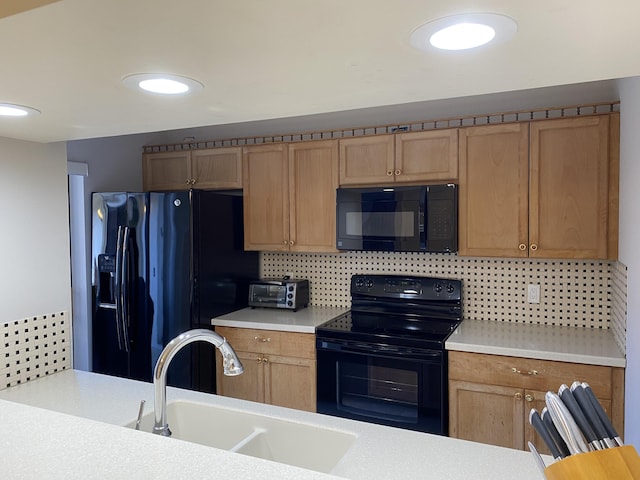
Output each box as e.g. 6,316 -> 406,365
142,147 -> 243,191
288,140 -> 339,252
243,144 -> 289,251
142,151 -> 191,191
243,140 -> 339,252
529,116 -> 614,259
458,115 -> 619,259
458,123 -> 529,257
339,129 -> 458,186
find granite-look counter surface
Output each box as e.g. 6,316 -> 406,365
446,319 -> 625,367
211,306 -> 349,333
0,370 -> 545,480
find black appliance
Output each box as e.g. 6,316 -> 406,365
316,274 -> 462,435
336,184 -> 458,253
91,190 -> 259,392
248,278 -> 310,311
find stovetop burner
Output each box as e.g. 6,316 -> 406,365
316,274 -> 463,350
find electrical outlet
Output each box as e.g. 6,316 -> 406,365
527,284 -> 540,304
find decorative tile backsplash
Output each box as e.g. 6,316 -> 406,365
1,311 -> 70,390
0,255 -> 626,392
262,252 -> 618,330
611,261 -> 628,352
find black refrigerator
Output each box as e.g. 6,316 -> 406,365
91,190 -> 259,392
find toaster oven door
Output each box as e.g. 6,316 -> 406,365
249,284 -> 286,307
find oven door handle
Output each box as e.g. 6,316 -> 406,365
317,339 -> 442,361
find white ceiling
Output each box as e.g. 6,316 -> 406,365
1,0 -> 639,143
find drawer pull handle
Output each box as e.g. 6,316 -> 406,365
512,367 -> 538,376
254,336 -> 271,343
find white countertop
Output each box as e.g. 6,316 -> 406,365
211,306 -> 349,333
0,370 -> 545,480
446,319 -> 626,367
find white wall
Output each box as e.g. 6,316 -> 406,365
65,131 -> 166,370
617,76 -> 640,447
0,137 -> 71,321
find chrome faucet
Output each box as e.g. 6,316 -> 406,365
152,328 -> 244,436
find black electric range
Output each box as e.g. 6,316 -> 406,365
316,274 -> 462,435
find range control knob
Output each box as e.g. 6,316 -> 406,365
365,279 -> 374,289
355,278 -> 364,288
287,301 -> 293,306
288,285 -> 294,292
434,283 -> 443,293
287,293 -> 293,299
447,284 -> 455,294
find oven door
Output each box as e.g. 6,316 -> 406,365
316,337 -> 446,435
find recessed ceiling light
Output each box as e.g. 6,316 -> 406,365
122,73 -> 204,95
410,13 -> 517,51
0,103 -> 41,117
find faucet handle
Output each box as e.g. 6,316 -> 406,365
135,399 -> 146,431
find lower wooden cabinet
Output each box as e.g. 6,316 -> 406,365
448,351 -> 624,454
215,326 -> 316,412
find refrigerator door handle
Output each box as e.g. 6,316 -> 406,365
114,225 -> 125,351
121,226 -> 131,353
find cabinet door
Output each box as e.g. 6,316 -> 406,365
264,354 -> 316,412
339,135 -> 395,185
529,116 -> 610,259
142,151 -> 191,191
216,350 -> 264,403
289,140 -> 339,252
458,123 -> 529,257
243,144 -> 289,251
191,147 -> 242,189
449,380 -> 525,449
395,129 -> 458,182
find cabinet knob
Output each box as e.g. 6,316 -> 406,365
525,393 -> 534,403
256,356 -> 263,364
515,392 -> 523,400
394,169 -> 401,176
185,179 -> 191,185
289,240 -> 294,246
283,240 -> 288,246
386,170 -> 393,176
190,178 -> 196,185
261,357 -> 269,365
518,244 -> 527,251
530,244 -> 538,251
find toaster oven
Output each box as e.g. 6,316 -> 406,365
248,278 -> 309,311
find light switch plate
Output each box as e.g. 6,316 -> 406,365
527,284 -> 541,304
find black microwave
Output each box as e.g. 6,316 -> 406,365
336,184 -> 457,253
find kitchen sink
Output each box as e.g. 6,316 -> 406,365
125,400 -> 357,473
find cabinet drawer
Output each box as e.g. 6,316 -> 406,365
216,326 -> 315,359
448,351 -> 614,399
